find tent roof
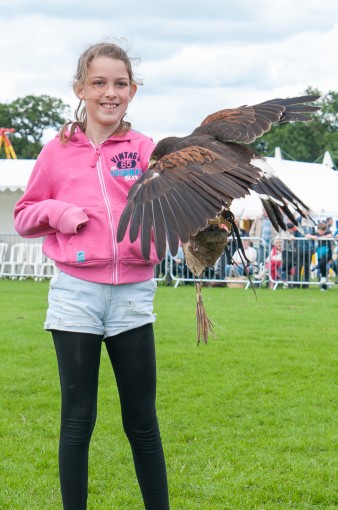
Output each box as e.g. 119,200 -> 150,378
0,159 -> 35,192
232,156 -> 338,218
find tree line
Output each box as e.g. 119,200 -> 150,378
0,95 -> 69,159
252,87 -> 338,166
0,88 -> 337,166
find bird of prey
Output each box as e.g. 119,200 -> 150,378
117,94 -> 320,342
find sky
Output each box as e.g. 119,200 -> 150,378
1,0 -> 338,143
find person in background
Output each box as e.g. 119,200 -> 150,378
306,222 -> 333,291
14,41 -> 170,510
326,217 -> 334,234
264,237 -> 283,288
235,217 -> 249,237
332,224 -> 338,283
293,216 -> 316,288
225,238 -> 257,277
165,243 -> 185,283
249,209 -> 278,266
280,223 -> 297,284
226,218 -> 249,258
171,244 -> 185,276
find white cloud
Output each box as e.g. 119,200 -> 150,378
1,1 -> 338,142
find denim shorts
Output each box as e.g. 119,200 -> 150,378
44,271 -> 157,338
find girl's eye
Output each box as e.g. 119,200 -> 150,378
115,81 -> 129,89
92,80 -> 105,88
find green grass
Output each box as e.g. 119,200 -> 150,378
1,280 -> 338,509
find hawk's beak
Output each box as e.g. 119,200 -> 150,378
208,213 -> 232,232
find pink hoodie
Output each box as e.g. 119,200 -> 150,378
14,128 -> 160,284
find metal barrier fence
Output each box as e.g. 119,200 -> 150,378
264,236 -> 337,290
157,237 -> 267,288
1,233 -> 337,288
159,236 -> 338,290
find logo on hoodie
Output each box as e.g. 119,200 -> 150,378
76,251 -> 86,263
110,151 -> 142,181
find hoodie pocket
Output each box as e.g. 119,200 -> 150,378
64,206 -> 112,264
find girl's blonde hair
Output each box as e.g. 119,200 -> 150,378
60,41 -> 141,143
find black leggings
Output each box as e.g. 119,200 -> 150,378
52,324 -> 169,510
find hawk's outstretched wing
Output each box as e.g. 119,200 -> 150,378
117,95 -> 320,262
117,145 -> 262,261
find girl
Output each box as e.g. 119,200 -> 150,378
14,42 -> 170,510
266,237 -> 283,287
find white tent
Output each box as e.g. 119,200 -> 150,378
0,159 -> 35,233
1,151 -> 337,233
231,151 -> 338,220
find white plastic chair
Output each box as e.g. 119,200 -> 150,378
0,243 -> 28,278
19,244 -> 44,279
38,255 -> 58,279
0,242 -> 9,278
0,242 -> 8,263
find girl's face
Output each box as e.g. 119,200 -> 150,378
75,56 -> 137,139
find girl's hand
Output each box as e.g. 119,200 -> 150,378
76,222 -> 87,232
57,206 -> 89,234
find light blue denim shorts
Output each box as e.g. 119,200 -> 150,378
44,271 -> 157,338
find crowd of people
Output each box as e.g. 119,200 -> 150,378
164,214 -> 338,291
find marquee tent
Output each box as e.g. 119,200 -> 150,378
0,151 -> 337,233
0,159 -> 35,233
227,151 -> 338,221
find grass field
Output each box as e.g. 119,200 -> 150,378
1,280 -> 338,509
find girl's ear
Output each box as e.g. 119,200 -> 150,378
73,82 -> 84,100
129,82 -> 137,101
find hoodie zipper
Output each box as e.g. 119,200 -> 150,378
91,146 -> 101,167
91,142 -> 118,284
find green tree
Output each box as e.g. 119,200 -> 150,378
0,94 -> 70,159
0,103 -> 12,127
253,88 -> 338,167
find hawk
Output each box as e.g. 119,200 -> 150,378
117,94 -> 320,342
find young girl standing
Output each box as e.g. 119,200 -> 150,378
14,42 -> 170,510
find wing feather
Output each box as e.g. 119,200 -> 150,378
151,199 -> 167,260
116,200 -> 135,242
155,196 -> 181,256
140,203 -> 155,260
195,95 -> 320,144
129,203 -> 144,243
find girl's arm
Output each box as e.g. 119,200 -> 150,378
14,159 -> 88,239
